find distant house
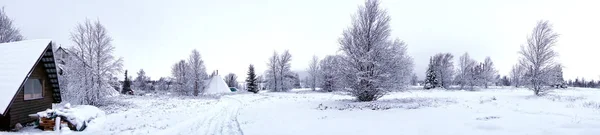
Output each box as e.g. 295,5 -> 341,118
0,39 -> 62,130
54,46 -> 69,75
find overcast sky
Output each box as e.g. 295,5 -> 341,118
3,0 -> 599,81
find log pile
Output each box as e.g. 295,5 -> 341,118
38,117 -> 71,131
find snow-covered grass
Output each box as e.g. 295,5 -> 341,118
5,88 -> 600,135
238,88 -> 600,135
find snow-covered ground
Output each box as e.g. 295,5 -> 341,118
6,88 -> 600,135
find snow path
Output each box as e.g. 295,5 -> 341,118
157,96 -> 244,135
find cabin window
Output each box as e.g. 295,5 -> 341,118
24,78 -> 43,100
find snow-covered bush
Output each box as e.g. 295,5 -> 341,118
316,97 -> 456,111
583,101 -> 600,109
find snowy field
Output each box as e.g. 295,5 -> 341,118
6,88 -> 600,135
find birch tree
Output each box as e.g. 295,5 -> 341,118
519,20 -> 560,95
278,50 -> 294,91
510,64 -> 524,87
188,49 -> 207,96
432,53 -> 454,89
64,19 -> 123,105
134,69 -> 150,90
307,55 -> 320,91
481,57 -> 498,88
338,0 -> 414,101
0,7 -> 23,43
455,52 -> 476,90
319,55 -> 343,92
171,60 -> 190,95
266,51 -> 279,91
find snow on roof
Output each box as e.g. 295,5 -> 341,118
204,75 -> 231,94
0,39 -> 52,115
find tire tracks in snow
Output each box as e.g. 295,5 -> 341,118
156,96 -> 244,135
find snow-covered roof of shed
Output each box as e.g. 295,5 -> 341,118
0,39 -> 52,115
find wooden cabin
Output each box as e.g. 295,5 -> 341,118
0,39 -> 62,130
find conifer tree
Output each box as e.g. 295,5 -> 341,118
122,70 -> 133,94
424,58 -> 439,89
246,64 -> 259,93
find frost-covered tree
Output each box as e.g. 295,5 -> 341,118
63,19 -> 123,105
338,0 -> 414,101
455,52 -> 477,90
410,73 -> 418,86
121,70 -> 133,94
224,73 -> 238,88
510,64 -> 525,87
519,20 -> 560,96
156,77 -> 170,91
501,75 -> 511,86
293,73 -> 301,88
246,64 -> 259,93
549,64 -> 565,88
278,50 -> 294,91
430,53 -> 454,89
134,69 -> 150,90
265,51 -> 280,91
171,60 -> 190,95
481,57 -> 498,88
265,50 -> 295,92
187,49 -> 207,96
319,55 -> 343,92
494,75 -> 502,86
0,7 -> 23,43
307,55 -> 320,91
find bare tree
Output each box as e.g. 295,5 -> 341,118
266,51 -> 279,91
134,69 -> 150,90
172,60 -> 190,95
410,73 -> 418,86
519,20 -> 560,95
510,64 -> 524,87
188,49 -> 207,96
65,19 -> 123,105
455,52 -> 477,90
319,55 -> 343,92
339,0 -> 413,101
432,53 -> 454,89
278,50 -> 293,91
224,73 -> 238,88
481,57 -> 498,88
156,77 -> 170,91
549,64 -> 565,88
307,55 -> 320,91
0,7 -> 23,43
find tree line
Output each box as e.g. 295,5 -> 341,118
0,1 -> 591,103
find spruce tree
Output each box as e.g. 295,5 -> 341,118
424,58 -> 438,89
246,64 -> 259,93
121,70 -> 133,94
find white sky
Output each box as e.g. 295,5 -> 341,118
3,0 -> 599,81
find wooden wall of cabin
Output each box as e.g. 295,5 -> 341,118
8,60 -> 54,127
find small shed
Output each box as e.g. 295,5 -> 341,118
0,39 -> 62,130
